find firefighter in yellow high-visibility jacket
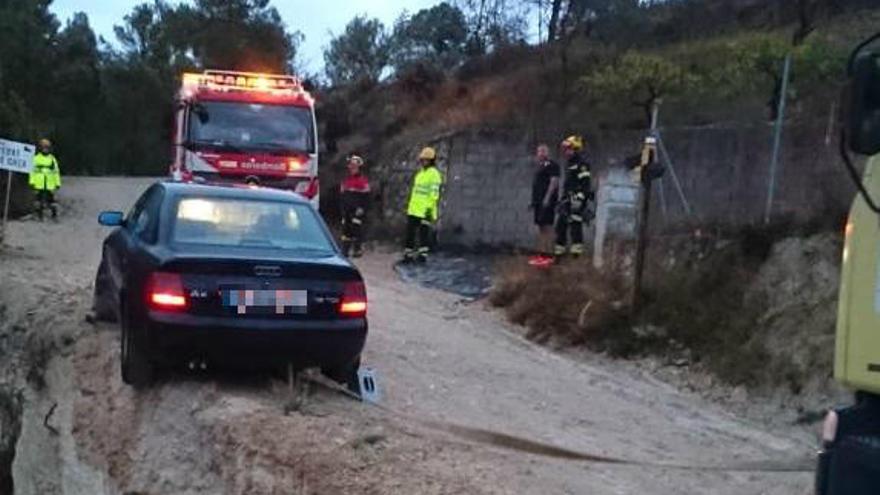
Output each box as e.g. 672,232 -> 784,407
29,138 -> 62,220
403,147 -> 443,263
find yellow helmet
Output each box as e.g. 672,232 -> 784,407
419,147 -> 437,161
561,135 -> 584,152
38,138 -> 52,149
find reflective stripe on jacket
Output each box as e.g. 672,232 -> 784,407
29,153 -> 61,191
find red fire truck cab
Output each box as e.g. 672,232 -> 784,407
171,70 -> 320,206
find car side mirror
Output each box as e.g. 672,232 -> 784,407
846,52 -> 880,155
98,211 -> 125,227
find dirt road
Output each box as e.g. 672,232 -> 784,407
1,178 -> 814,494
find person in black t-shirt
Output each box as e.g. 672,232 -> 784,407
529,144 -> 560,265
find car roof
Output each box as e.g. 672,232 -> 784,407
158,180 -> 310,204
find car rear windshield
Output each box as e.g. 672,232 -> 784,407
172,196 -> 334,255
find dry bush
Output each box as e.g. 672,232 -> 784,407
491,259 -> 631,348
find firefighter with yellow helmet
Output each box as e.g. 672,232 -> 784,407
555,135 -> 593,257
29,138 -> 62,221
403,146 -> 443,263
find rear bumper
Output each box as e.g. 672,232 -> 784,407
146,310 -> 367,369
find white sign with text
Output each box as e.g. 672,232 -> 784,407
0,139 -> 35,174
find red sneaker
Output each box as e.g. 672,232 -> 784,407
529,255 -> 554,268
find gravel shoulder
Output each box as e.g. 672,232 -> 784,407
2,178 -> 814,494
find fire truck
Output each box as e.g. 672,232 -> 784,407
171,70 -> 320,205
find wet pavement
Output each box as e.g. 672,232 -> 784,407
393,252 -> 496,299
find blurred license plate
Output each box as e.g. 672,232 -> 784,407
223,289 -> 307,315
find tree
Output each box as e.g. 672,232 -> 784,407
583,51 -> 698,125
0,0 -> 59,136
54,13 -> 104,173
454,0 -> 528,55
169,0 -> 300,72
389,3 -> 469,72
324,16 -> 390,87
548,0 -> 563,42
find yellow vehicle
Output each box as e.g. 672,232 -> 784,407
815,31 -> 880,495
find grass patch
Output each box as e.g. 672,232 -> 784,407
641,243 -> 769,386
490,232 -> 829,389
490,259 -> 633,351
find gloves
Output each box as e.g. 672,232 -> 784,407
355,207 -> 365,217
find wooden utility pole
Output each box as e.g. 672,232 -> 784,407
630,103 -> 661,312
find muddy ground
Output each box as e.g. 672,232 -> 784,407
0,178 -> 816,494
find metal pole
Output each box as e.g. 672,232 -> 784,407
656,133 -> 694,218
1,171 -> 12,245
825,100 -> 837,147
764,52 -> 792,225
650,104 -> 666,223
657,178 -> 669,223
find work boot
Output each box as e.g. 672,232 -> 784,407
352,245 -> 363,258
400,250 -> 416,264
416,248 -> 429,264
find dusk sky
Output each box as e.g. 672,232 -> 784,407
50,0 -> 441,73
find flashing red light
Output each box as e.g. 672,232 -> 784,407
339,282 -> 367,316
288,159 -> 306,173
148,272 -> 187,310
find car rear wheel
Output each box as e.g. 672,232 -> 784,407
92,257 -> 117,322
322,356 -> 361,394
120,304 -> 154,388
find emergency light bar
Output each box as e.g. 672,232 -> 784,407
182,70 -> 304,96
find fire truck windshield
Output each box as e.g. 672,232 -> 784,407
188,101 -> 314,154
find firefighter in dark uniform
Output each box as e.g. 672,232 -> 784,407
339,154 -> 371,258
555,135 -> 593,258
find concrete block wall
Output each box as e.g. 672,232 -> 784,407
378,122 -> 855,250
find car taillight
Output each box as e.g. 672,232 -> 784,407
339,281 -> 367,316
148,272 -> 187,310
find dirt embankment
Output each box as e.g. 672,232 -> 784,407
492,230 -> 848,428
1,177 -> 817,494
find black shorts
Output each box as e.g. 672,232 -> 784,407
534,204 -> 556,226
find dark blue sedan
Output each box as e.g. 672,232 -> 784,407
92,181 -> 367,388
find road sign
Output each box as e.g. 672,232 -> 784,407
1,138 -> 35,245
0,139 -> 35,174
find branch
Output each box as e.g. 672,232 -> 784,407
43,402 -> 59,436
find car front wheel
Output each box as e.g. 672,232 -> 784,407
92,257 -> 117,322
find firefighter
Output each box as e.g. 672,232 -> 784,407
555,135 -> 593,258
403,146 -> 443,263
29,138 -> 62,221
339,154 -> 371,258
529,144 -> 560,266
